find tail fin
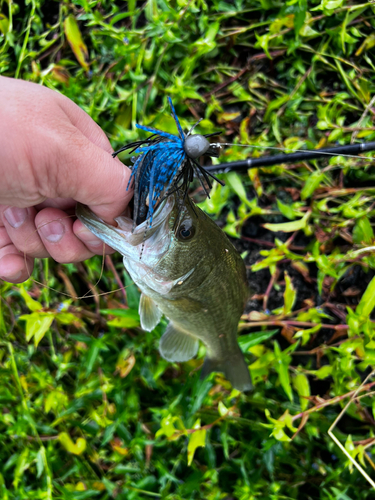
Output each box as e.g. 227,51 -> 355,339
201,350 -> 252,392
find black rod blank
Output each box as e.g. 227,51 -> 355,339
204,141 -> 375,173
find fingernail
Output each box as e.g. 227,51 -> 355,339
39,221 -> 65,243
4,207 -> 27,228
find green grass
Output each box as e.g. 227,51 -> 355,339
2,1 -> 375,498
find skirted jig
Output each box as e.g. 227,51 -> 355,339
112,97 -> 222,230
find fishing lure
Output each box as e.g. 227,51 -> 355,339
112,97 -> 222,229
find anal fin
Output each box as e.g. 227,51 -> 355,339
159,323 -> 199,362
139,293 -> 162,331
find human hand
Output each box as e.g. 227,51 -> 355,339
0,76 -> 132,284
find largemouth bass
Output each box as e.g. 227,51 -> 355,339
76,195 -> 252,392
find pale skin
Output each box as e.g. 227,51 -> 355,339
0,76 -> 133,284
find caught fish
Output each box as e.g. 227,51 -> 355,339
76,194 -> 252,392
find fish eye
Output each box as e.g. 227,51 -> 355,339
177,219 -> 195,241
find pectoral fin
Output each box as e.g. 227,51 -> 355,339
159,323 -> 199,362
139,293 -> 162,331
201,349 -> 252,392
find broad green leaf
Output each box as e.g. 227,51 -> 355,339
55,312 -> 84,326
204,21 -> 220,43
156,415 -> 185,440
264,95 -> 290,120
356,276 -> 375,318
264,409 -> 293,442
255,32 -> 272,59
238,330 -> 278,352
0,13 -> 9,35
19,312 -> 54,346
272,426 -> 291,442
36,448 -> 45,479
313,0 -> 344,15
270,15 -> 294,34
277,361 -> 293,402
277,199 -> 296,220
13,449 -> 29,488
86,339 -> 105,375
294,324 -> 321,345
301,170 -> 325,200
187,419 -> 206,466
356,33 -> 375,56
314,365 -> 333,379
217,111 -> 241,123
280,409 -> 298,433
59,432 -> 86,455
64,15 -> 89,71
223,210 -> 240,238
45,389 -> 69,414
110,12 -> 132,26
179,88 -> 205,101
264,211 -> 311,233
225,171 -> 251,207
107,317 -> 140,328
299,22 -> 319,37
344,434 -> 357,471
33,314 -> 54,346
163,29 -> 182,43
157,416 -> 176,438
199,182 -> 229,216
294,0 -> 307,35
283,271 -> 296,315
18,286 -> 42,312
293,373 -> 310,411
274,341 -> 293,402
322,0 -> 345,10
353,216 -> 374,245
218,401 -> 229,417
45,393 -> 56,414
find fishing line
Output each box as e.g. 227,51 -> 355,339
25,216 -> 107,299
19,215 -> 135,300
21,214 -> 173,303
211,142 -> 375,162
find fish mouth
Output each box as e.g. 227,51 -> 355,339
75,195 -> 175,255
114,195 -> 175,246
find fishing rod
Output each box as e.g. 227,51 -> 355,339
205,141 -> 375,173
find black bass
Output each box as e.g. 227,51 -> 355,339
76,195 -> 252,392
